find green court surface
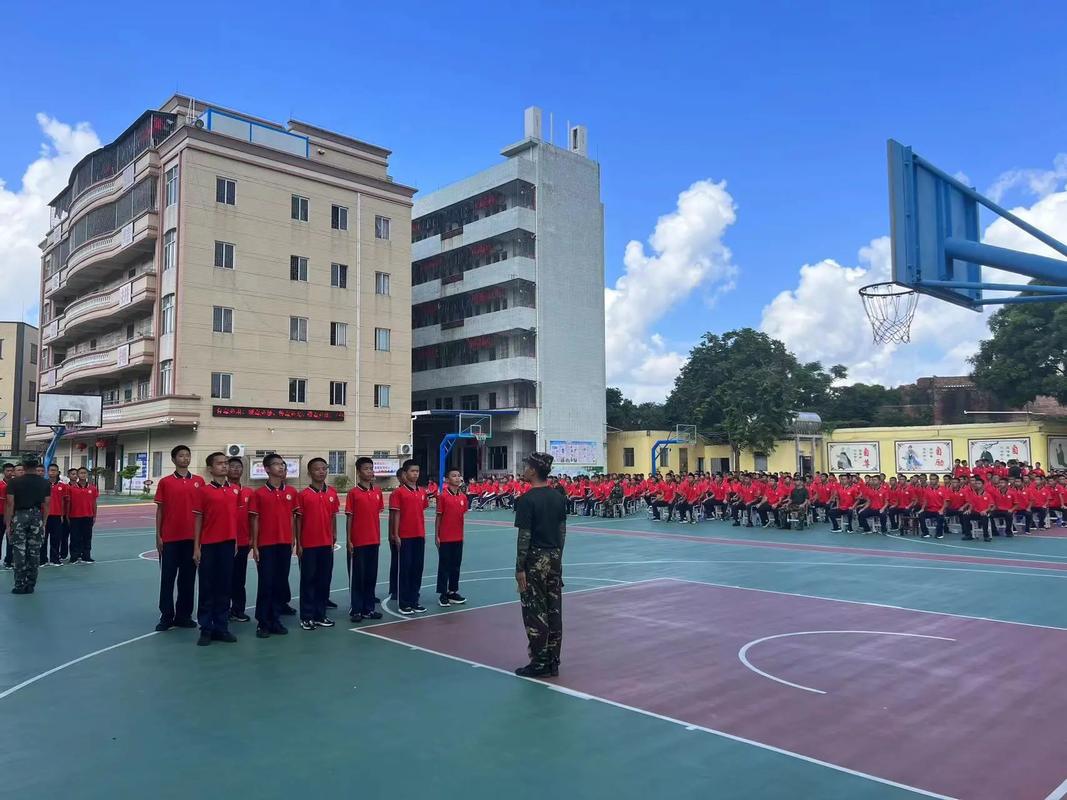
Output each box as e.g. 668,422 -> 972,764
3,507 -> 1067,800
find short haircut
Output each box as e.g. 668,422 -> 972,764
308,457 -> 327,469
205,451 -> 227,467
48,463 -> 59,471
1,463 -> 12,470
355,456 -> 373,470
228,457 -> 244,466
21,457 -> 40,469
171,445 -> 190,460
446,468 -> 462,477
401,459 -> 418,472
67,468 -> 77,474
263,453 -> 285,468
77,466 -> 89,472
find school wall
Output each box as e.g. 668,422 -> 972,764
605,431 -> 825,475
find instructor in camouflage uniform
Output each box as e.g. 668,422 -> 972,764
4,457 -> 52,595
514,452 -> 567,678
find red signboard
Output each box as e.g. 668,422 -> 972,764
212,405 -> 344,422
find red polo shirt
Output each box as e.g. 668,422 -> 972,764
193,481 -> 239,545
437,488 -> 468,543
49,481 -> 69,517
68,482 -> 99,518
963,488 -> 993,514
389,484 -> 428,539
836,486 -> 857,510
867,486 -> 890,511
154,472 -> 204,542
1007,488 -> 1030,510
346,484 -> 384,547
299,485 -> 340,549
250,483 -> 300,546
234,485 -> 253,547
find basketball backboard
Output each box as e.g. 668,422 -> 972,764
675,424 -> 697,444
37,392 -> 103,429
458,412 -> 492,442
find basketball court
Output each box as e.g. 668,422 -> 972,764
3,501 -> 1067,800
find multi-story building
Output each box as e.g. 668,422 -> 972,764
34,95 -> 414,488
410,108 -> 606,478
0,322 -> 40,454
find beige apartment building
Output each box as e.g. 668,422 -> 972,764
34,95 -> 414,488
0,322 -> 41,454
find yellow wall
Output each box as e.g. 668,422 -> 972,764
607,420 -> 1066,476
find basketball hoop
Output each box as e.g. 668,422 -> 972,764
859,282 -> 918,344
474,434 -> 488,446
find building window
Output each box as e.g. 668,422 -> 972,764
328,450 -> 346,474
216,177 -> 236,205
434,397 -> 453,410
374,384 -> 390,408
214,241 -> 235,269
658,448 -> 669,468
161,294 -> 175,334
89,338 -> 97,350
623,448 -> 635,468
461,394 -> 479,411
375,271 -> 390,295
163,229 -> 176,271
754,453 -> 769,472
126,323 -> 135,340
488,446 -> 508,471
159,359 -> 173,394
0,339 -> 3,358
375,215 -> 391,240
329,381 -> 347,405
488,392 -> 497,409
289,378 -> 307,404
213,306 -> 233,334
331,263 -> 348,288
165,166 -> 179,207
697,457 -> 706,473
289,316 -> 308,342
291,194 -> 309,222
290,255 -> 308,282
412,399 -> 428,412
374,328 -> 390,351
152,451 -> 163,477
28,381 -> 36,403
137,379 -> 150,400
123,386 -> 133,403
30,343 -> 38,365
211,372 -> 232,399
330,322 -> 348,347
331,205 -> 348,230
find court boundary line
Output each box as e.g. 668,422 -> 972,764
885,533 -> 1067,561
1044,776 -> 1067,800
352,623 -> 956,800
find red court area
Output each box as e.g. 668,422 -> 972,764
361,579 -> 1067,800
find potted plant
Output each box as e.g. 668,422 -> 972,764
118,465 -> 141,495
331,474 -> 351,492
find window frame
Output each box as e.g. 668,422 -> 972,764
375,271 -> 390,295
374,327 -> 391,352
330,322 -> 348,347
375,215 -> 391,240
162,229 -> 176,271
214,240 -> 235,270
331,204 -> 348,230
373,384 -> 391,408
165,166 -> 179,207
291,194 -> 309,222
212,306 -> 234,334
288,377 -> 307,404
215,177 -> 236,205
331,262 -> 348,289
210,371 -> 232,399
160,293 -> 176,334
159,359 -> 174,394
329,380 -> 348,406
328,450 -> 346,475
289,316 -> 308,342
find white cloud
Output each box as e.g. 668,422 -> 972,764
605,179 -> 738,402
986,153 -> 1067,203
0,114 -> 100,323
760,155 -> 1067,387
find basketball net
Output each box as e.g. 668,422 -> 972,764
859,282 -> 918,344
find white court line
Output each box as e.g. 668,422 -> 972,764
737,630 -> 957,695
351,626 -> 956,800
1044,776 -> 1067,800
886,533 -> 1067,561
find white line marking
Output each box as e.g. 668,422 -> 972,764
351,628 -> 956,800
886,533 -> 1067,561
737,630 -> 957,695
1044,776 -> 1067,800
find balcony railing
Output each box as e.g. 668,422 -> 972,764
48,336 -> 155,388
47,211 -> 159,299
44,273 -> 157,345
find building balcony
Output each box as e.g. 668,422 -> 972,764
412,356 -> 537,393
41,336 -> 155,391
412,256 -> 536,304
46,211 -> 159,300
26,394 -> 200,441
65,152 -> 160,227
411,206 -> 536,262
43,272 -> 157,347
413,306 -> 536,348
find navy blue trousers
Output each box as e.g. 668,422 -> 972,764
350,544 -> 380,615
398,537 -> 425,609
197,540 -> 234,634
299,545 -> 333,622
255,543 -> 292,627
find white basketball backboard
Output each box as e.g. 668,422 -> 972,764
36,393 -> 103,429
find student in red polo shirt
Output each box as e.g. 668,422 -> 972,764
959,478 -> 993,541
227,457 -> 254,623
346,457 -> 384,623
919,475 -> 945,539
389,459 -> 429,615
68,466 -> 100,563
153,445 -> 203,631
436,468 -> 469,608
192,452 -> 240,646
828,475 -> 857,533
43,463 -> 69,566
250,454 -> 300,638
296,458 -> 340,630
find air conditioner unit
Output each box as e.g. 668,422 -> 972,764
226,444 -> 246,458
397,443 -> 413,457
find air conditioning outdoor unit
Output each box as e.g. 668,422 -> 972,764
226,444 -> 246,458
397,443 -> 413,457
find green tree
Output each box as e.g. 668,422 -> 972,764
971,297 -> 1067,405
607,388 -> 669,430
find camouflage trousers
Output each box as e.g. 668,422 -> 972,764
10,509 -> 45,591
520,547 -> 563,667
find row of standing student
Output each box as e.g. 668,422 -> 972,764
154,447 -> 471,646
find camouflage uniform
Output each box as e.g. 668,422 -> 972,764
520,546 -> 563,668
10,509 -> 45,592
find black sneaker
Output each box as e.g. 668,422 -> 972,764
413,605 -> 427,614
514,663 -> 554,678
197,632 -> 212,646
448,593 -> 467,605
363,610 -> 382,620
211,631 -> 237,643
438,594 -> 452,607
984,534 -> 993,542
300,619 -> 316,631
731,522 -> 741,527
11,586 -> 30,594
50,560 -> 62,566
229,611 -> 251,623
81,557 -> 95,563
315,618 -> 335,628
961,535 -> 975,541
155,620 -> 175,632
349,612 -> 364,623
935,533 -> 944,539
67,558 -> 80,564
269,622 -> 289,635
326,599 -> 338,609
399,606 -> 415,615
922,533 -> 932,538
256,626 -> 271,639
280,604 -> 297,616
174,618 -> 198,629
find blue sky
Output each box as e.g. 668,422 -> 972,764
4,1 -> 1067,399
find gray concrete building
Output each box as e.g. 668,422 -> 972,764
410,107 -> 606,478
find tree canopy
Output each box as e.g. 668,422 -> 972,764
971,296 -> 1067,405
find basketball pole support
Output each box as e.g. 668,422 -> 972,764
439,433 -> 478,482
43,425 -> 66,470
651,438 -> 683,476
